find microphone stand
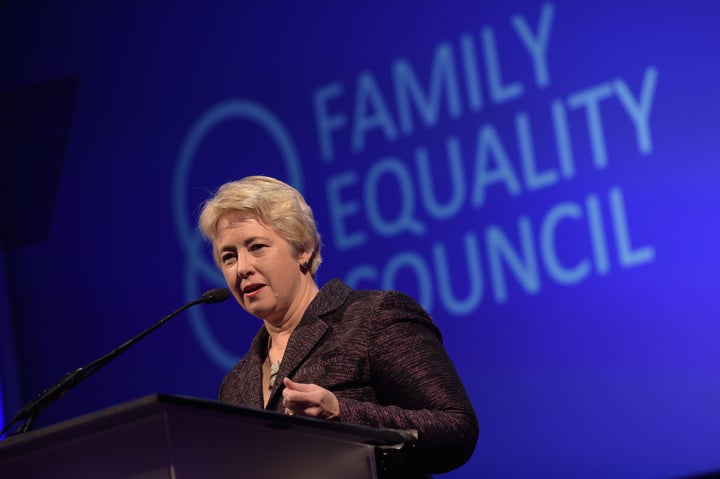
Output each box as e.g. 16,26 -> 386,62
0,288 -> 230,437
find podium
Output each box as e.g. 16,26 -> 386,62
0,394 -> 416,479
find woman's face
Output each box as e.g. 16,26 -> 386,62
214,211 -> 310,323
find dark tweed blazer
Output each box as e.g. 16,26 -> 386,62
219,278 -> 478,476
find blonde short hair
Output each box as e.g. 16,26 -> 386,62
198,176 -> 322,275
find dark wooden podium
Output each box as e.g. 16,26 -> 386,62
0,394 -> 416,479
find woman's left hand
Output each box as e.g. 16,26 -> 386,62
282,377 -> 340,420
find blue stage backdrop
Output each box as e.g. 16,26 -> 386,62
2,2 -> 720,478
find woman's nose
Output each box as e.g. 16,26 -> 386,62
236,253 -> 253,278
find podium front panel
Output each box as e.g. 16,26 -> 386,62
0,395 -> 409,479
0,414 -> 172,479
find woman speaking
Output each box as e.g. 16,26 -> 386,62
197,175 -> 478,477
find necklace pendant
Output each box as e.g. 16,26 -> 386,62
269,360 -> 281,389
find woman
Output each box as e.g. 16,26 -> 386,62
198,176 -> 478,476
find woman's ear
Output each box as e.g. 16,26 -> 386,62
299,249 -> 314,274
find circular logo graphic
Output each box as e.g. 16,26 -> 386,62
173,98 -> 302,370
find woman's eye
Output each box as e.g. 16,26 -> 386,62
221,253 -> 236,264
250,244 -> 266,252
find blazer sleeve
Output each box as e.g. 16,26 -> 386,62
337,291 -> 479,474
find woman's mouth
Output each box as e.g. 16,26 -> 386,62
242,283 -> 265,297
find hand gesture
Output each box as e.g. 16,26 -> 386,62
282,377 -> 340,420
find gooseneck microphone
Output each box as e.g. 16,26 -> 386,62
0,288 -> 231,437
200,287 -> 231,304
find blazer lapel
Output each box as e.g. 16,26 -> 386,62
266,317 -> 329,409
246,328 -> 269,409
264,279 -> 354,409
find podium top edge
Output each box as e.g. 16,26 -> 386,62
0,393 -> 417,454
152,393 -> 418,445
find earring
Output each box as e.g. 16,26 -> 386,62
301,261 -> 310,271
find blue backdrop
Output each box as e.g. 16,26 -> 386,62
2,2 -> 720,478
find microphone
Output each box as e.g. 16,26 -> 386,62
201,287 -> 231,304
0,288 -> 230,437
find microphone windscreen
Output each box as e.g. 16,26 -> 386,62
201,288 -> 231,304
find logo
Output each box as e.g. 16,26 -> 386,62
173,99 -> 302,370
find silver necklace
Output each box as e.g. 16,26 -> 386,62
267,337 -> 281,389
